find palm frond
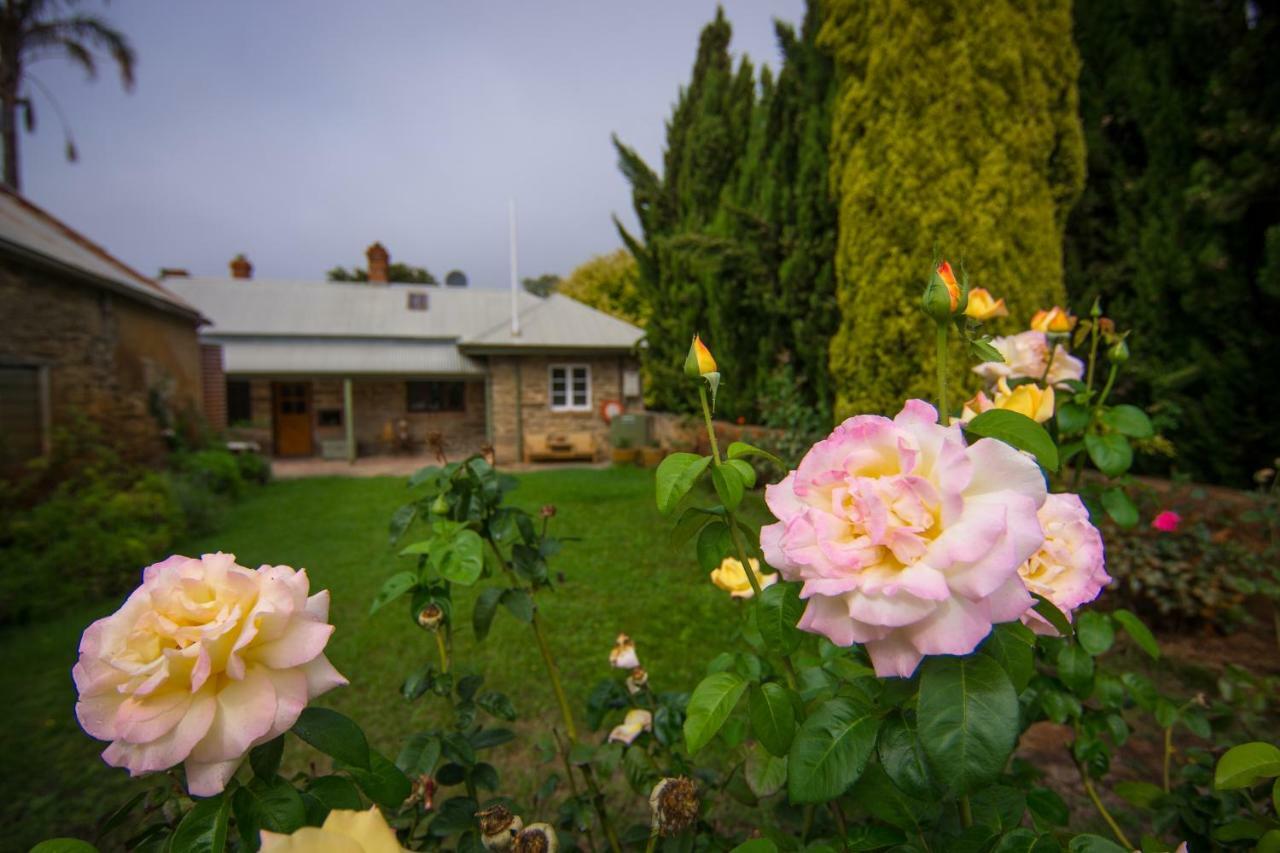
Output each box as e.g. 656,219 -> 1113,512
24,14 -> 134,88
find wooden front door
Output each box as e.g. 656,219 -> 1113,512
272,382 -> 313,456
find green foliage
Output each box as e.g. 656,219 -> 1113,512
821,0 -> 1085,416
557,249 -> 645,325
327,262 -> 436,284
1065,0 -> 1280,484
521,273 -> 561,298
614,2 -> 837,423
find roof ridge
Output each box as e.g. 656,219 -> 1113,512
0,186 -> 196,311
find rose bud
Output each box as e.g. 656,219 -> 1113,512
649,777 -> 699,836
410,774 -> 436,811
477,805 -> 524,851
609,633 -> 640,669
626,667 -> 649,695
540,504 -> 557,519
1107,338 -> 1129,363
1030,306 -> 1077,334
923,260 -> 963,322
417,603 -> 445,631
964,287 -> 1008,321
512,823 -> 559,853
684,334 -> 717,378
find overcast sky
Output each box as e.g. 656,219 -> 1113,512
19,0 -> 803,287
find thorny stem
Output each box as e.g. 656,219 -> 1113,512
1071,320 -> 1105,491
829,801 -> 848,839
1163,726 -> 1174,793
553,728 -> 598,853
935,323 -> 950,420
1076,757 -> 1134,849
959,795 -> 973,828
1038,340 -> 1059,387
579,763 -> 622,853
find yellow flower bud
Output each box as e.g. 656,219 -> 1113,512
684,334 -> 717,378
964,288 -> 1009,321
992,378 -> 1055,424
1030,306 -> 1077,334
709,556 -> 778,599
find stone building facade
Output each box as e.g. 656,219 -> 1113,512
0,192 -> 204,468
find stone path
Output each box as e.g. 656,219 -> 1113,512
270,456 -> 610,479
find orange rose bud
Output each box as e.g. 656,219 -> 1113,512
1030,306 -> 1077,334
683,334 -> 717,378
936,261 -> 961,311
964,288 -> 1009,321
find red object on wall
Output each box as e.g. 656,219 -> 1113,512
599,399 -> 623,423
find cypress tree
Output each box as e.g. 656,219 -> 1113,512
821,0 -> 1085,417
1066,0 -> 1280,483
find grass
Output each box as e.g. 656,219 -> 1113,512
0,465 -> 750,850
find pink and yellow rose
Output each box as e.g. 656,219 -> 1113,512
954,379 -> 1055,426
73,553 -> 347,796
973,330 -> 1084,388
760,400 -> 1047,677
1019,493 -> 1110,634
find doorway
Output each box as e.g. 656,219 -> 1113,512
272,381 -> 313,456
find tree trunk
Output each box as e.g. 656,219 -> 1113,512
1,92 -> 18,192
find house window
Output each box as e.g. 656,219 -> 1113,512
0,364 -> 46,463
227,380 -> 252,424
407,381 -> 465,413
407,292 -> 428,311
549,364 -> 590,411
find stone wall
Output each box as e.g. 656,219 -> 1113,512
0,256 -> 201,464
488,353 -> 642,464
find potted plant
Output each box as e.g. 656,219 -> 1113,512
611,436 -> 638,465
640,443 -> 665,467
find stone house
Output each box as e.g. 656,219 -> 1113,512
165,245 -> 645,464
0,188 -> 205,468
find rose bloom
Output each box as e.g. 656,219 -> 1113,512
973,330 -> 1084,388
709,556 -> 778,598
261,807 -> 406,852
953,379 -> 1055,426
761,400 -> 1047,677
964,287 -> 1009,321
1019,493 -> 1110,634
74,553 -> 347,796
608,709 -> 653,745
1152,510 -> 1181,533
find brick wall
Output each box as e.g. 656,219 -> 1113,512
200,345 -> 227,430
489,353 -> 642,464
0,256 -> 201,463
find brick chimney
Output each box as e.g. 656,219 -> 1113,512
366,242 -> 389,284
229,254 -> 253,279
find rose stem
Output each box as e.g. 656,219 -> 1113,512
1075,755 -> 1134,849
935,323 -> 950,420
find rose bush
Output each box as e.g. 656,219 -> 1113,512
73,552 -> 346,795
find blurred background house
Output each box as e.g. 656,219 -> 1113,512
164,243 -> 645,464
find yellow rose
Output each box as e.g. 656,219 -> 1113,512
710,556 -> 778,598
1030,306 -> 1076,334
684,334 -> 717,378
261,807 -> 406,853
993,378 -> 1055,423
964,288 -> 1008,321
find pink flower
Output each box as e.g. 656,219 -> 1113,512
73,553 -> 347,796
1152,510 -> 1181,533
1019,493 -> 1110,635
760,400 -> 1047,678
973,330 -> 1084,388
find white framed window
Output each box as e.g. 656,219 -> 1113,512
548,364 -> 591,412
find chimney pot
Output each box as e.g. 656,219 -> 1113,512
229,254 -> 253,279
366,242 -> 389,284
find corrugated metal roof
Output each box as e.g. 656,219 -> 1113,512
213,336 -> 485,376
167,277 -> 645,352
0,189 -> 201,320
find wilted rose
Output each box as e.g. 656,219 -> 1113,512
608,708 -> 653,745
609,633 -> 639,669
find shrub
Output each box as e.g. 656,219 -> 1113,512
234,449 -> 272,485
169,448 -> 245,498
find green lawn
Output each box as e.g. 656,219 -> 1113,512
0,466 -> 750,849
